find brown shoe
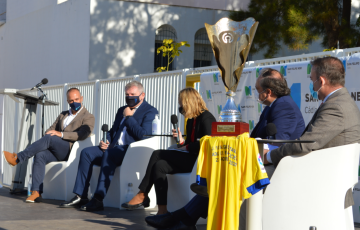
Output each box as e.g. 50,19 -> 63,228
3,151 -> 18,166
26,191 -> 41,203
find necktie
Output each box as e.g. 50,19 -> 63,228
108,118 -> 126,149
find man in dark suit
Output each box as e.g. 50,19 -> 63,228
3,88 -> 95,203
60,81 -> 158,211
144,69 -> 306,230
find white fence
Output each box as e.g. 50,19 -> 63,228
1,47 -> 360,188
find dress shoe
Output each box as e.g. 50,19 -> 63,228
59,195 -> 89,208
80,197 -> 104,211
26,191 -> 41,203
3,151 -> 18,166
121,196 -> 150,210
145,212 -> 178,229
190,183 -> 208,197
168,221 -> 197,230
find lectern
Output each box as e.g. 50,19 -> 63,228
0,89 -> 58,193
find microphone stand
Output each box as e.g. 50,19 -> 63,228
37,86 -> 48,137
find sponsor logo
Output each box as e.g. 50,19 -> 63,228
305,106 -> 318,114
245,86 -> 252,96
346,61 -> 359,70
290,83 -> 301,109
258,103 -> 262,113
249,120 -> 255,131
307,63 -> 311,74
217,105 -> 222,114
280,65 -> 287,76
305,94 -> 319,102
350,92 -> 360,101
343,60 -> 346,72
206,90 -> 212,100
256,68 -> 262,78
213,73 -> 220,84
236,104 -> 241,113
243,71 -> 252,75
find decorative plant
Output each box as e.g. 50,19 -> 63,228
156,39 -> 190,72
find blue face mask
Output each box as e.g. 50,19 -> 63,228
69,102 -> 82,111
309,80 -> 322,100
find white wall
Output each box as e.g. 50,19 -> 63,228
0,0 -> 90,89
88,0 -> 228,80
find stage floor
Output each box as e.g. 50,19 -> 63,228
0,187 -> 207,230
1,186 -> 359,230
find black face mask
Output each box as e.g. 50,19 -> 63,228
179,106 -> 185,115
126,94 -> 141,107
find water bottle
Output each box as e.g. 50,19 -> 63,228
126,183 -> 134,203
152,114 -> 161,135
27,174 -> 32,197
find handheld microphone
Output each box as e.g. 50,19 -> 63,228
31,78 -> 48,90
101,124 -> 109,143
171,114 -> 180,146
266,123 -> 277,139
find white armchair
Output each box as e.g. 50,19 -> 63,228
42,134 -> 96,201
89,136 -> 160,209
262,143 -> 360,230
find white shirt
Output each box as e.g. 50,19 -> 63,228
117,104 -> 140,145
61,106 -> 83,138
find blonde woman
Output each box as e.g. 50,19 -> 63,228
122,88 -> 216,215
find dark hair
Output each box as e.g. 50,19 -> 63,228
260,68 -> 285,80
259,77 -> 290,97
67,88 -> 81,95
310,57 -> 345,86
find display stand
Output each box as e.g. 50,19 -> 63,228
0,89 -> 58,193
246,139 -> 315,230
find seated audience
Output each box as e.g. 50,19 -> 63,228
3,88 -> 95,203
59,81 -> 158,211
121,87 -> 216,215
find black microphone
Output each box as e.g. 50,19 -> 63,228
31,78 -> 48,90
266,123 -> 277,139
101,124 -> 108,143
171,114 -> 180,146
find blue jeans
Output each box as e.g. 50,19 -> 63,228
73,144 -> 128,199
17,134 -> 70,192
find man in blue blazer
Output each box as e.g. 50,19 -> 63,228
59,81 -> 158,211
144,69 -> 305,230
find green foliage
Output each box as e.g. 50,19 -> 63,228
229,0 -> 360,58
156,39 -> 190,72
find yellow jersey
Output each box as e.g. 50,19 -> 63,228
196,133 -> 270,230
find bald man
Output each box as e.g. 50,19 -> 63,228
3,88 -> 95,203
144,69 -> 305,230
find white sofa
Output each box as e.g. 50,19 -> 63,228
89,136 -> 160,209
42,134 -> 96,201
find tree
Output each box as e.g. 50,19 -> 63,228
229,0 -> 360,58
156,39 -> 190,72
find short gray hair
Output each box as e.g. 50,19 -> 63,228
125,81 -> 144,94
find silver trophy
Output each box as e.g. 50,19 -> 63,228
205,18 -> 258,122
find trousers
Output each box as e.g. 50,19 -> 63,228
138,149 -> 197,205
17,134 -> 70,192
72,144 -> 128,200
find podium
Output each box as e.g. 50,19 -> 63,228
0,89 -> 58,193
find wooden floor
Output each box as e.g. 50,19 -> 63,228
0,187 -> 359,230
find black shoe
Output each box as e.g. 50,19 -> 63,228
169,221 -> 197,230
190,183 -> 208,197
59,196 -> 89,208
121,196 -> 150,210
80,197 -> 104,211
145,212 -> 178,229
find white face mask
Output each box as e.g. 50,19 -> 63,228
256,89 -> 268,104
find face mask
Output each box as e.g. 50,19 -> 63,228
256,89 -> 268,104
126,94 -> 142,107
69,102 -> 82,111
309,80 -> 322,100
179,106 -> 185,115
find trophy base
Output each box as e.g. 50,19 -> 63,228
211,122 -> 249,136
